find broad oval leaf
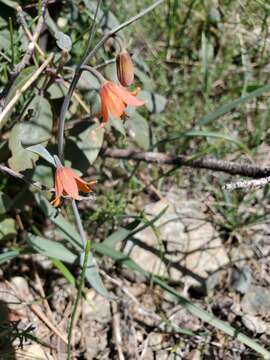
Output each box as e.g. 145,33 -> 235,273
83,0 -> 122,31
8,96 -> 53,172
56,31 -> 72,51
110,117 -> 126,135
77,71 -> 100,91
78,123 -> 104,165
0,29 -> 10,51
125,112 -> 149,150
139,90 -> 167,113
0,217 -> 16,241
0,192 -> 12,214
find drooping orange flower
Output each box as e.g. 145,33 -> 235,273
51,165 -> 96,207
99,81 -> 144,124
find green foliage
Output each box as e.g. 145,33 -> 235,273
2,0 -> 270,357
8,96 -> 53,171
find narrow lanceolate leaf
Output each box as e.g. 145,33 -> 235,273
198,83 -> 270,126
0,0 -> 18,10
35,194 -> 110,298
102,227 -> 131,247
8,96 -> 53,172
35,194 -> 83,250
25,144 -> 56,167
26,233 -> 78,263
52,259 -> 76,287
0,250 -> 20,265
83,252 -> 111,299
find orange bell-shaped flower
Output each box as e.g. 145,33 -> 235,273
51,165 -> 96,207
99,81 -> 144,124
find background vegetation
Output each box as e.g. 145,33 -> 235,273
1,0 -> 270,358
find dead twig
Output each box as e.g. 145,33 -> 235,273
103,148 -> 270,178
112,302 -> 125,360
0,164 -> 52,192
0,53 -> 54,125
5,280 -> 68,345
223,176 -> 270,191
14,1 -> 47,76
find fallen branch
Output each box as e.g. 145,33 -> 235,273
103,148 -> 270,178
223,176 -> 270,191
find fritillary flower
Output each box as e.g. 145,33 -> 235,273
51,165 -> 96,207
99,81 -> 144,124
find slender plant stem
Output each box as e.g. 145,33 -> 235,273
83,0 -> 165,66
58,0 -> 102,163
8,17 -> 14,67
67,239 -> 91,360
81,0 -> 103,66
59,2 -> 165,355
71,200 -> 87,249
81,65 -> 106,83
57,0 -> 165,163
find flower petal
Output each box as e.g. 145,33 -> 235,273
100,87 -> 109,122
108,82 -> 144,107
51,196 -> 61,207
101,83 -> 126,118
60,168 -> 80,200
55,167 -> 64,197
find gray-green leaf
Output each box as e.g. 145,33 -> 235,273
8,96 -> 53,172
26,233 -> 77,263
125,112 -> 149,149
140,90 -> 167,113
78,123 -> 104,165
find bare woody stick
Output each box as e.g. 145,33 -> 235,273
223,177 -> 270,191
4,3 -> 89,113
13,1 -> 47,76
0,164 -> 51,192
0,53 -> 54,126
103,148 -> 270,178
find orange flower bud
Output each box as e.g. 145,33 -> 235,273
116,50 -> 134,87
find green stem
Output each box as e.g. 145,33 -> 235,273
67,239 -> 91,360
8,17 -> 14,67
57,0 -> 164,163
81,65 -> 106,84
71,200 -> 87,249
